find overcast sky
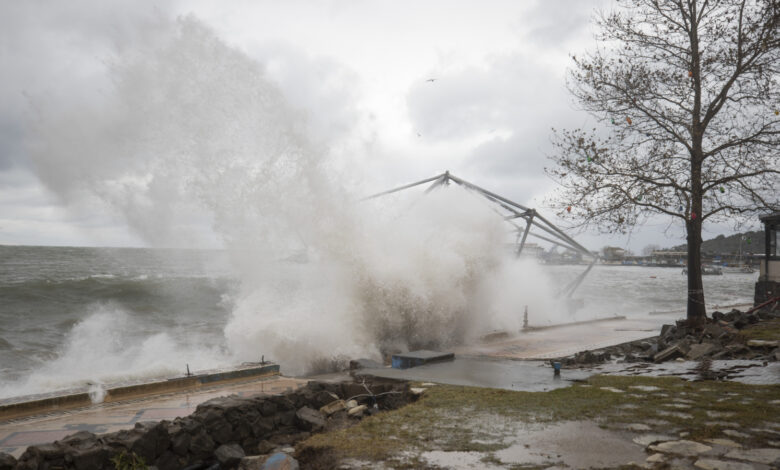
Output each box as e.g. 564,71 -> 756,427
0,0 -> 758,252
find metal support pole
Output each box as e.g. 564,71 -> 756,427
516,211 -> 534,257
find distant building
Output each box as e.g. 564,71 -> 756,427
601,246 -> 627,262
756,212 -> 780,305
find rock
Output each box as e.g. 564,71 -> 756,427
260,452 -> 299,470
649,440 -> 712,456
239,455 -> 267,470
71,444 -> 109,470
654,344 -> 684,363
0,453 -> 17,470
312,391 -> 340,409
215,443 -> 245,469
626,423 -> 652,431
660,324 -> 675,337
345,399 -> 359,410
189,428 -> 217,460
687,343 -> 717,360
629,385 -> 661,392
295,407 -> 326,432
747,339 -> 779,348
704,438 -> 741,448
170,431 -> 192,456
704,323 -> 726,338
722,430 -> 750,439
705,411 -> 736,418
632,434 -> 674,447
319,399 -> 345,416
599,387 -> 624,393
347,405 -> 367,417
724,448 -> 780,464
130,422 -> 171,460
694,458 -> 756,470
409,387 -> 427,396
646,453 -> 666,464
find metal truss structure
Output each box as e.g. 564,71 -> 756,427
366,171 -> 598,298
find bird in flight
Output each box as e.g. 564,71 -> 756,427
426,78 -> 437,82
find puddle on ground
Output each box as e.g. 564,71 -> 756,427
418,450 -> 504,470
591,360 -> 780,385
494,421 -> 647,468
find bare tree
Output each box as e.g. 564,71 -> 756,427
547,0 -> 780,325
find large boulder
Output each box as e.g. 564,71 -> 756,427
215,443 -> 246,469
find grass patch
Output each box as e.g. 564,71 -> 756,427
739,318 -> 780,341
298,375 -> 780,469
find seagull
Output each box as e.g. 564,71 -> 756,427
426,78 -> 437,82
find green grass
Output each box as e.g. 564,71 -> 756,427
297,375 -> 780,469
739,318 -> 780,341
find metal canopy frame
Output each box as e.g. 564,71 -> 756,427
366,171 -> 598,298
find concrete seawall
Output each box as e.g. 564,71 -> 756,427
0,364 -> 280,421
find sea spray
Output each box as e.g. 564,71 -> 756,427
0,302 -> 231,399
22,15 -> 565,381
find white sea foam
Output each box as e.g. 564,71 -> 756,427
0,304 -> 231,399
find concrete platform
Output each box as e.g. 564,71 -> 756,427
391,350 -> 455,369
0,375 -> 306,458
457,313 -> 680,360
361,357 -> 592,392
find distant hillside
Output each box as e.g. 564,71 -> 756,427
668,231 -> 764,255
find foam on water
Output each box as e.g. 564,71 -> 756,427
0,303 -> 231,399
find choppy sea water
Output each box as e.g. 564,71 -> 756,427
0,245 -> 758,400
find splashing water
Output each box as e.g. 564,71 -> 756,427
20,15 -> 565,387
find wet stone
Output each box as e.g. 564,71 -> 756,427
626,423 -> 652,432
649,440 -> 712,457
704,438 -> 741,448
629,385 -> 661,392
656,410 -> 693,419
664,403 -> 692,409
259,452 -> 300,470
646,453 -> 666,463
632,434 -> 675,447
319,399 -> 345,416
725,448 -> 780,465
705,421 -> 740,428
215,443 -> 245,469
599,387 -> 624,393
722,430 -> 750,439
347,405 -> 367,417
706,411 -> 736,418
694,458 -> 757,470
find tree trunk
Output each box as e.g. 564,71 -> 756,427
685,218 -> 707,326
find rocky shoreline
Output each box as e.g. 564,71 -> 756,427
558,301 -> 780,371
0,379 -> 414,470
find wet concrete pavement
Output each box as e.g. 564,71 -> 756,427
0,376 -> 306,458
455,313 -> 681,360
359,357 -> 591,391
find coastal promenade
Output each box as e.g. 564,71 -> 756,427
0,307 -> 747,459
0,376 -> 306,458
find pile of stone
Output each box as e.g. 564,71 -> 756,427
0,379 -> 413,470
561,304 -> 779,367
